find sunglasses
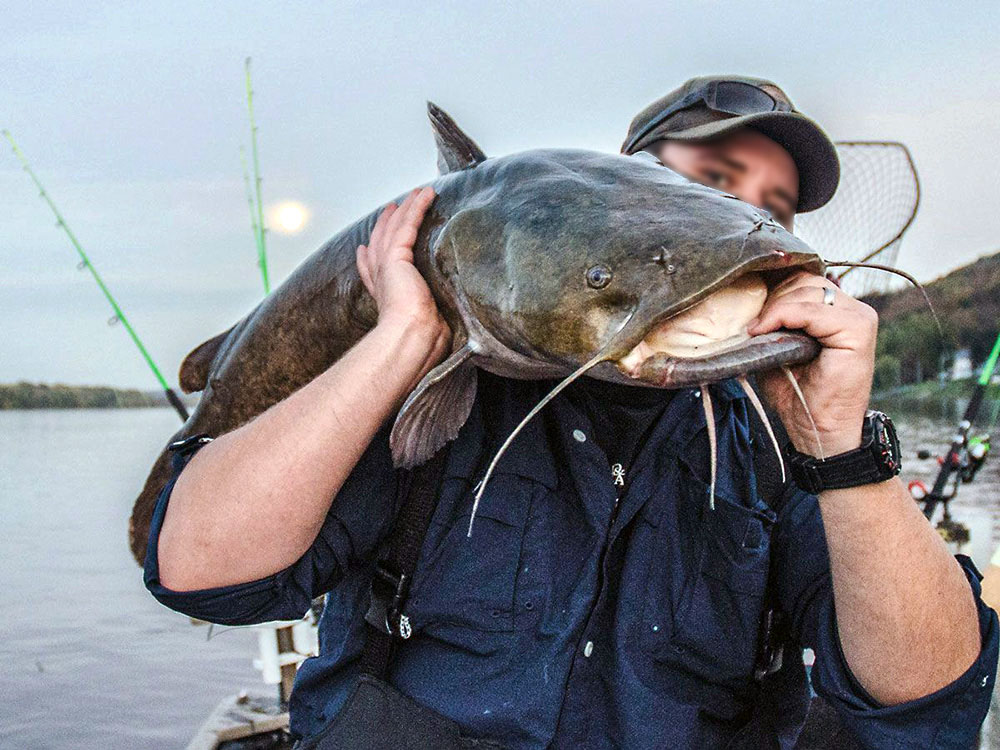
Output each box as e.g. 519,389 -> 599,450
624,81 -> 793,154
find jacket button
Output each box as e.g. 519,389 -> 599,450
573,429 -> 587,443
583,641 -> 594,657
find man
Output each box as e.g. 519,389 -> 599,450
144,76 -> 997,748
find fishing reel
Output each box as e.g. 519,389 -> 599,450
935,517 -> 971,547
909,479 -> 971,549
914,433 -> 991,490
961,434 -> 990,483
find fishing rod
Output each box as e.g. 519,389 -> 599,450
244,57 -> 270,294
921,328 -> 1000,521
2,130 -> 190,422
239,145 -> 262,274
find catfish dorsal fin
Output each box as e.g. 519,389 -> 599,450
178,326 -> 234,393
427,101 -> 487,175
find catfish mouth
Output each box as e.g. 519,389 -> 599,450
615,267 -> 821,388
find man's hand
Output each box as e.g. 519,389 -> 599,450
748,271 -> 878,457
357,186 -> 451,359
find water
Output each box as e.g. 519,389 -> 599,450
0,404 -> 997,748
0,409 -> 261,749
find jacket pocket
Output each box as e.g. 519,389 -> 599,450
642,473 -> 773,688
405,470 -> 543,635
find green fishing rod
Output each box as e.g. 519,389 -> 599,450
922,328 -> 1000,520
244,57 -> 270,294
240,145 -> 262,273
2,129 -> 190,422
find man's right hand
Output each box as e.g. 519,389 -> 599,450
357,186 -> 452,374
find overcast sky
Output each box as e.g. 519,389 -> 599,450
3,1 -> 998,389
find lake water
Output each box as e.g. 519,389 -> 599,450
0,409 -> 261,749
1,403 -> 998,748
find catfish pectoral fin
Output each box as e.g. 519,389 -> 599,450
390,343 -> 478,468
178,326 -> 234,393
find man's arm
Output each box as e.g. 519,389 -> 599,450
752,273 -> 983,706
156,187 -> 449,591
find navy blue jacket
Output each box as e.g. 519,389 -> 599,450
144,372 -> 998,749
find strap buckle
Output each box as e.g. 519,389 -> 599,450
167,433 -> 214,457
364,560 -> 412,638
754,607 -> 786,681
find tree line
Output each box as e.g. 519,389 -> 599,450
0,381 -> 164,409
866,251 -> 1000,391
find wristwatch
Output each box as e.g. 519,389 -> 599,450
785,410 -> 901,494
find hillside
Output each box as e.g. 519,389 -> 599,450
863,251 -> 1000,388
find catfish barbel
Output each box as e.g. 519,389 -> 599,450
128,104 -> 826,563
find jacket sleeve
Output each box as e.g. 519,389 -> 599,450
143,422 -> 400,626
772,484 -> 999,749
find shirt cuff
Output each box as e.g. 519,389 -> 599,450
810,553 -> 999,748
143,447 -> 310,625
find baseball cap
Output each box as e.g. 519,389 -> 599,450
622,75 -> 840,213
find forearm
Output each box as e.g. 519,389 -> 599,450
818,476 -> 982,705
156,317 -> 446,591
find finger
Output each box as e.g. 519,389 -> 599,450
768,271 -> 834,299
403,185 -> 436,224
760,283 -> 844,313
749,299 -> 875,347
356,245 -> 370,292
368,203 -> 398,257
386,187 -> 436,260
381,188 -> 422,249
356,245 -> 374,295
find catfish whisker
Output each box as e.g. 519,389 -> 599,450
469,311 -> 636,537
781,365 -> 825,460
700,384 -> 717,511
737,376 -> 785,484
823,259 -> 943,338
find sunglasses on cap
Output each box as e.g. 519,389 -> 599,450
624,80 -> 793,154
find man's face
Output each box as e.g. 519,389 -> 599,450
652,128 -> 799,231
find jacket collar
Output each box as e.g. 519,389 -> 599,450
453,373 -> 748,490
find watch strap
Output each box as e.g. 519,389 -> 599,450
787,442 -> 885,494
786,411 -> 900,494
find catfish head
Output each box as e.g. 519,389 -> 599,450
394,106 -> 825,469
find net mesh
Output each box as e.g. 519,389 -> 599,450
794,141 -> 920,298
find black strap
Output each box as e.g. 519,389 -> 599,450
743,388 -> 793,681
360,445 -> 450,678
744,381 -> 792,514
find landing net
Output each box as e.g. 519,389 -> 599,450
795,141 -> 920,298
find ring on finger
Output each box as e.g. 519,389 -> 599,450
822,287 -> 836,306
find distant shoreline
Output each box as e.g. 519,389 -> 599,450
4,377 -> 994,412
0,381 -> 199,410
873,377 -> 1000,402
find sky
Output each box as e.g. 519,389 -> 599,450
3,1 -> 999,389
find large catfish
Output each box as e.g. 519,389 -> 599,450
128,104 -> 824,564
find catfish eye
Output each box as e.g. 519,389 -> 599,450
586,264 -> 613,289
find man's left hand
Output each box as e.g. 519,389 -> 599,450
748,270 -> 879,457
